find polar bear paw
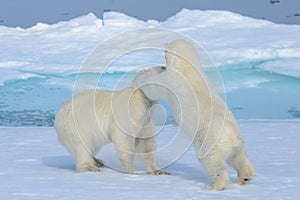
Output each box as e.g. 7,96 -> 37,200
236,172 -> 255,185
148,169 -> 171,175
237,177 -> 251,185
76,164 -> 101,173
203,172 -> 229,190
236,166 -> 256,185
204,182 -> 226,191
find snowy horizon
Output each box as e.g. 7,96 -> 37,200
1,0 -> 300,28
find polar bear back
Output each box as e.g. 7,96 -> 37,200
55,87 -> 152,153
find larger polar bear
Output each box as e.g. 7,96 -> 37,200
55,66 -> 169,175
135,39 -> 255,190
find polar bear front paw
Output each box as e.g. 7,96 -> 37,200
237,177 -> 251,185
236,172 -> 255,185
237,167 -> 255,185
149,169 -> 171,175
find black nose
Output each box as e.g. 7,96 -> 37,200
161,66 -> 167,70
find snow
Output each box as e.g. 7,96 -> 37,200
0,9 -> 300,198
0,120 -> 299,199
1,9 -> 300,83
259,58 -> 300,78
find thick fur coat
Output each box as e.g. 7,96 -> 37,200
55,67 -> 168,175
136,39 -> 255,190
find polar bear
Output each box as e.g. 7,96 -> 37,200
135,39 -> 255,190
55,66 -> 169,175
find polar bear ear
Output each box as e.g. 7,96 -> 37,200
165,42 -> 177,55
165,49 -> 181,70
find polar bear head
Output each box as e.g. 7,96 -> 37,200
132,66 -> 167,89
135,40 -> 203,101
165,39 -> 202,75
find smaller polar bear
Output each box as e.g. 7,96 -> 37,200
136,39 -> 255,190
55,66 -> 169,175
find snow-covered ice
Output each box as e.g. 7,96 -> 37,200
1,9 -> 300,126
0,8 -> 300,199
0,120 -> 299,199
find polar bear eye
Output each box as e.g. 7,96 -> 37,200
161,66 -> 166,70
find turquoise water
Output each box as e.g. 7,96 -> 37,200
219,61 -> 300,119
0,61 -> 300,126
0,71 -> 138,126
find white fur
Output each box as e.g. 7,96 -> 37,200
55,67 -> 169,175
137,40 -> 255,190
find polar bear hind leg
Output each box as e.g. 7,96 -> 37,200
199,151 -> 229,190
228,147 -> 256,185
55,126 -> 101,172
74,144 -> 101,173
